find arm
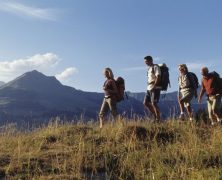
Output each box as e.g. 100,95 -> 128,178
153,65 -> 161,88
178,86 -> 181,100
178,76 -> 181,100
154,74 -> 161,87
198,82 -> 205,103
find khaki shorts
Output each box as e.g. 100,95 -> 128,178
180,90 -> 194,107
144,89 -> 161,105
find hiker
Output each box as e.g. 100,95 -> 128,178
198,67 -> 222,125
143,55 -> 161,121
178,64 -> 197,121
99,67 -> 118,128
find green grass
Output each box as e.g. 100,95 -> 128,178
0,118 -> 222,179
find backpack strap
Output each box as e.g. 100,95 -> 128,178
186,72 -> 192,88
151,64 -> 159,75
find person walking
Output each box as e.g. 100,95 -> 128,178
178,64 -> 196,121
143,55 -> 161,121
99,67 -> 118,128
198,67 -> 222,125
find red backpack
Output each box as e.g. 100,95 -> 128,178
115,77 -> 125,102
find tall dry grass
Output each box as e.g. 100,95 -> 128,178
0,118 -> 222,179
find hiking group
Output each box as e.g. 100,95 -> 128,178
99,55 -> 222,128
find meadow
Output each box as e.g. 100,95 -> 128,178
0,118 -> 222,179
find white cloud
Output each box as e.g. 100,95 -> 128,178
0,53 -> 59,81
184,62 -> 214,71
56,67 -> 78,82
0,2 -> 59,21
171,60 -> 215,72
153,57 -> 162,62
186,63 -> 206,71
122,56 -> 164,72
122,66 -> 146,72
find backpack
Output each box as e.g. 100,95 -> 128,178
211,71 -> 222,93
187,72 -> 199,89
115,77 -> 125,102
152,64 -> 170,91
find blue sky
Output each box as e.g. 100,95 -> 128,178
0,0 -> 221,93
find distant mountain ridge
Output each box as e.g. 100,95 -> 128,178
0,70 -> 144,125
0,70 -> 206,126
1,70 -> 63,93
0,81 -> 5,87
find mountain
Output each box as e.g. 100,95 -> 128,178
0,70 -> 206,126
0,70 -> 144,125
0,81 -> 5,87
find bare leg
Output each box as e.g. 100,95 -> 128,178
212,97 -> 221,122
144,102 -> 156,118
153,102 -> 161,121
178,98 -> 185,120
99,118 -> 103,129
186,105 -> 193,120
178,98 -> 185,114
207,99 -> 215,125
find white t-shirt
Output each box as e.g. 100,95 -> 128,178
178,74 -> 191,93
147,65 -> 161,90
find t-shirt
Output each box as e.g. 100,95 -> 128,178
178,74 -> 191,93
103,79 -> 115,97
147,65 -> 161,90
201,73 -> 220,95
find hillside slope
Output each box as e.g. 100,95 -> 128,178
0,119 -> 221,179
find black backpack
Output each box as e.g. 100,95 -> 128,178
187,72 -> 199,89
211,71 -> 222,93
153,64 -> 170,91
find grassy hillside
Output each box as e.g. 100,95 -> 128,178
0,118 -> 222,179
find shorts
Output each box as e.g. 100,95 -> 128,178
144,89 -> 161,104
207,95 -> 221,119
180,90 -> 194,107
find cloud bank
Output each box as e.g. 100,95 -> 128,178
122,66 -> 146,72
122,56 -> 163,72
0,53 -> 79,83
0,53 -> 59,78
186,62 -> 213,71
0,2 -> 58,21
56,68 -> 78,82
